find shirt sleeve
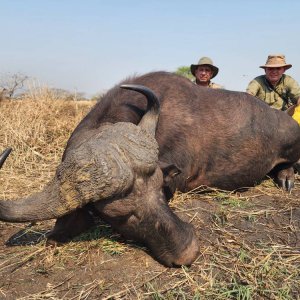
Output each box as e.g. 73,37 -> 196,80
246,79 -> 260,96
288,77 -> 300,102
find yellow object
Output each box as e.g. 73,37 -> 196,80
292,106 -> 300,126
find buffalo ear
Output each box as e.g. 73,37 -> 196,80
158,161 -> 181,184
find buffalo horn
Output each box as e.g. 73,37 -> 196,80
120,84 -> 160,135
0,148 -> 12,168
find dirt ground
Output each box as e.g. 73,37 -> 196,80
1,177 -> 300,299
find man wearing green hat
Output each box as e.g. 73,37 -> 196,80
190,56 -> 223,89
246,54 -> 300,111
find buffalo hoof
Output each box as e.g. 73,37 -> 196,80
286,180 -> 295,192
45,237 -> 64,247
275,166 -> 295,193
277,179 -> 294,193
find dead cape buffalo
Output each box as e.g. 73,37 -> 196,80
44,71 -> 300,249
0,85 -> 200,267
37,70 -> 300,252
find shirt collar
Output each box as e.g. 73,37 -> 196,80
264,74 -> 285,90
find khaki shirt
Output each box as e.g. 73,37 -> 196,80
194,80 -> 224,89
208,82 -> 223,89
246,74 -> 300,110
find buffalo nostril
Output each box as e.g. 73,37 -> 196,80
172,237 -> 200,266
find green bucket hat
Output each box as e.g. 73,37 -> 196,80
190,56 -> 219,79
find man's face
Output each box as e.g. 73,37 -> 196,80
265,67 -> 285,84
195,65 -> 213,83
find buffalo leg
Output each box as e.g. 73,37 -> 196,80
47,207 -> 95,243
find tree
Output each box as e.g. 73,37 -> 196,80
0,88 -> 8,102
0,73 -> 28,99
175,66 -> 194,80
49,88 -> 87,101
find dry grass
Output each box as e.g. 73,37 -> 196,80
0,89 -> 95,198
0,91 -> 300,299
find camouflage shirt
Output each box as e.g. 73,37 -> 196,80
246,74 -> 300,110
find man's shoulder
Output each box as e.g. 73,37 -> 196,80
248,75 -> 266,89
210,82 -> 224,89
282,74 -> 300,98
251,75 -> 265,84
246,75 -> 267,96
283,74 -> 299,85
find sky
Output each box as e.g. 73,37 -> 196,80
1,0 -> 300,97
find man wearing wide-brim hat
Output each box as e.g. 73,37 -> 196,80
190,57 -> 223,89
246,54 -> 300,111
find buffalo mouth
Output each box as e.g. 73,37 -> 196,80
167,232 -> 200,267
142,219 -> 200,267
170,233 -> 200,267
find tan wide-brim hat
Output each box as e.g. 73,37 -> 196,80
190,56 -> 219,78
260,54 -> 292,70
